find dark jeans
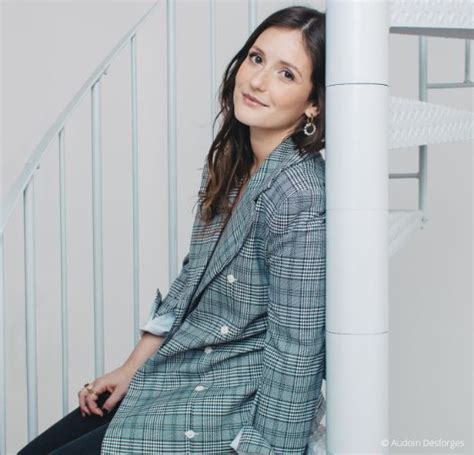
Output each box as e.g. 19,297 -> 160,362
18,392 -> 123,454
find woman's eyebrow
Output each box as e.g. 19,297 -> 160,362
250,45 -> 302,78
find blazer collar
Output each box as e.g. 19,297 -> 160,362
176,135 -> 310,320
247,135 -> 307,201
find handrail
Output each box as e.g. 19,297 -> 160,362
0,1 -> 160,235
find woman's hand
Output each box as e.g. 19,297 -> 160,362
78,365 -> 135,417
77,332 -> 166,417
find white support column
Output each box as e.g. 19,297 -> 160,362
325,1 -> 390,453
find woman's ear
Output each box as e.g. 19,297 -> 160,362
304,103 -> 319,119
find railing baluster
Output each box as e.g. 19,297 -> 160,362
0,233 -> 6,454
464,39 -> 471,83
418,36 -> 429,224
167,0 -> 178,281
58,127 -> 69,415
23,179 -> 38,439
248,0 -> 256,35
91,79 -> 105,378
210,0 -> 216,140
389,172 -> 419,179
130,35 -> 141,344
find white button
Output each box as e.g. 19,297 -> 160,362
227,274 -> 237,283
220,325 -> 230,335
185,430 -> 196,439
195,385 -> 206,391
204,346 -> 213,354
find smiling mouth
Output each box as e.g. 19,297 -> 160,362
243,93 -> 267,107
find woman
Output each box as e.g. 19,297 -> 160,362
19,5 -> 326,454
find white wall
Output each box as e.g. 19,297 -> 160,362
1,1 -> 472,453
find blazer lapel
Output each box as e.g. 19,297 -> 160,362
177,135 -> 308,320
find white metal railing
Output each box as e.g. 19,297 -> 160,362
0,1 -> 162,449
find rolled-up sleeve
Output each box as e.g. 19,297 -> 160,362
139,311 -> 176,338
232,187 -> 326,454
139,252 -> 191,338
230,428 -> 244,451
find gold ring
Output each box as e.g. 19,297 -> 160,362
84,382 -> 97,395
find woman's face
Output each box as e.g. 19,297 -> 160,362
233,26 -> 318,139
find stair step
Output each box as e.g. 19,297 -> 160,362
390,0 -> 473,39
390,97 -> 474,149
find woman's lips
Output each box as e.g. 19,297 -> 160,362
243,93 -> 267,107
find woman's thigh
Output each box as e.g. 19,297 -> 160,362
17,392 -> 120,454
49,423 -> 109,455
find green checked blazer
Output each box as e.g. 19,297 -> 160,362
101,135 -> 326,454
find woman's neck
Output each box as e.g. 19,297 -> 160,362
249,128 -> 292,166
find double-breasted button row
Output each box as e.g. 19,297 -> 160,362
220,324 -> 230,335
185,430 -> 196,439
226,273 -> 237,283
204,346 -> 213,354
194,384 -> 206,392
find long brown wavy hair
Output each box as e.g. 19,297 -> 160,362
199,5 -> 326,225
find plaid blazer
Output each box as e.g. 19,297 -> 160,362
101,136 -> 326,454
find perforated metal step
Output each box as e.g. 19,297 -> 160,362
390,97 -> 474,149
390,0 -> 473,39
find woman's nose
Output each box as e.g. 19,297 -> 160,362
249,69 -> 269,91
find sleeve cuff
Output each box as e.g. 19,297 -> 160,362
139,311 -> 176,337
230,427 -> 244,451
229,424 -> 275,454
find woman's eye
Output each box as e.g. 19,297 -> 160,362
249,52 -> 262,64
248,52 -> 294,81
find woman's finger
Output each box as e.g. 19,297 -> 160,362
84,381 -> 109,416
81,381 -> 104,416
101,388 -> 124,413
78,388 -> 90,416
86,392 -> 104,417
